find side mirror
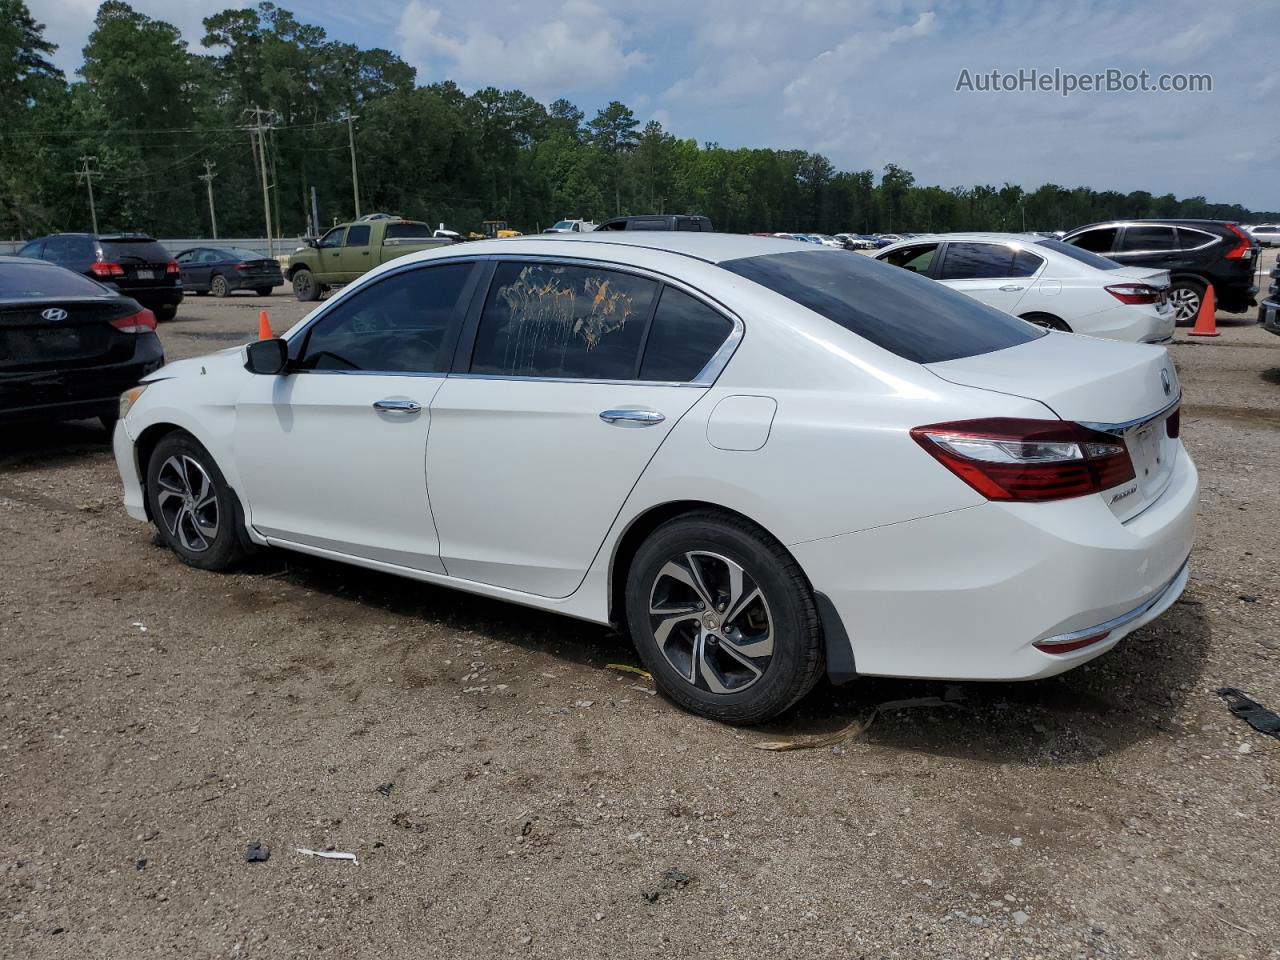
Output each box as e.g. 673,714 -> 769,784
244,337 -> 290,375
303,237 -> 318,248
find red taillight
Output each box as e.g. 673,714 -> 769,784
1105,283 -> 1159,305
1223,223 -> 1252,260
165,260 -> 180,275
910,418 -> 1136,502
110,308 -> 157,334
1034,631 -> 1111,655
91,261 -> 124,278
1165,407 -> 1180,438
235,262 -> 251,271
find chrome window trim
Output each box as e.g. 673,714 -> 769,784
1035,558 -> 1188,648
1078,391 -> 1181,435
465,253 -> 745,386
1071,222 -> 1221,256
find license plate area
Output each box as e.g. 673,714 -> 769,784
136,269 -> 155,280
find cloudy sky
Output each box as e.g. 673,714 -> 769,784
35,0 -> 1280,210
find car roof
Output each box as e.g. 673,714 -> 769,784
455,232 -> 828,265
880,232 -> 1046,246
1067,219 -> 1235,232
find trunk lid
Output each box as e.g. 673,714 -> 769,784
928,334 -> 1180,520
0,297 -> 137,372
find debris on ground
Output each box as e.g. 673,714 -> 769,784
641,867 -> 693,903
1216,687 -> 1280,738
753,691 -> 966,752
243,842 -> 270,863
391,812 -> 429,833
374,782 -> 394,796
606,663 -> 653,680
295,847 -> 358,864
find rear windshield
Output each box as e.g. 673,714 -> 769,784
0,261 -> 109,298
384,222 -> 434,240
218,247 -> 269,260
1035,238 -> 1123,270
720,249 -> 1044,364
100,239 -> 171,262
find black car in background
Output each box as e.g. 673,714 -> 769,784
0,257 -> 164,430
1259,258 -> 1280,336
596,214 -> 714,231
1061,219 -> 1259,325
17,233 -> 183,322
174,246 -> 283,297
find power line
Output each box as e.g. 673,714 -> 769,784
0,118 -> 349,140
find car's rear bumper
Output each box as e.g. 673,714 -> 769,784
103,284 -> 184,309
792,445 -> 1198,681
0,338 -> 164,425
1073,303 -> 1175,343
229,272 -> 283,291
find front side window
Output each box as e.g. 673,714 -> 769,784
1035,238 -> 1123,270
1119,225 -> 1177,252
881,243 -> 938,274
720,249 -> 1043,365
638,286 -> 733,382
470,262 -> 657,379
1066,227 -> 1118,253
197,249 -> 222,263
296,263 -> 473,373
318,227 -> 345,249
174,250 -> 196,264
344,224 -> 371,247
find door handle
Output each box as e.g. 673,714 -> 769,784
373,399 -> 421,414
998,284 -> 1024,292
599,408 -> 665,425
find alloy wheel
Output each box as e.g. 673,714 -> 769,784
648,551 -> 774,694
155,455 -> 219,553
1171,287 -> 1200,324
211,275 -> 229,298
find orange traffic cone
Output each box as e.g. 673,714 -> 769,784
1188,284 -> 1219,337
257,310 -> 274,341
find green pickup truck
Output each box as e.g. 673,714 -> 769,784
287,217 -> 454,300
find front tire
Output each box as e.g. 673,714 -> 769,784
624,511 -> 824,725
145,432 -> 247,571
211,274 -> 230,298
292,268 -> 320,301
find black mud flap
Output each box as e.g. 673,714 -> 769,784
815,591 -> 857,686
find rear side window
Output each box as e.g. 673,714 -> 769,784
1066,227 -> 1118,253
470,262 -> 657,379
639,287 -> 733,382
384,222 -> 433,239
344,225 -> 371,247
628,219 -> 668,230
1119,226 -> 1177,252
297,263 -> 473,373
720,250 -> 1043,365
1010,250 -> 1044,277
17,240 -> 45,258
676,218 -> 711,232
1175,227 -> 1217,250
0,261 -> 109,297
100,239 -> 171,262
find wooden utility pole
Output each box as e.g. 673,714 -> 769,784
76,156 -> 100,233
343,111 -> 361,219
244,107 -> 276,256
199,160 -> 218,239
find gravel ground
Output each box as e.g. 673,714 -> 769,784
2,255 -> 1278,960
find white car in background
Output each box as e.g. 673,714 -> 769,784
113,233 -> 1195,725
876,233 -> 1175,342
1247,223 -> 1280,247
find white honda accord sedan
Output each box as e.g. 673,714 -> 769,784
875,233 -> 1176,343
113,233 -> 1197,724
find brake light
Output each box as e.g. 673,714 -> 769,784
109,308 -> 157,334
1105,283 -> 1160,305
165,260 -> 180,275
235,262 -> 251,271
1223,223 -> 1252,260
911,418 -> 1136,502
90,261 -> 124,278
1165,407 -> 1180,438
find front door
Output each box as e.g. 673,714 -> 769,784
315,226 -> 346,279
233,261 -> 478,570
937,241 -> 1041,312
427,261 -> 736,598
339,223 -> 372,282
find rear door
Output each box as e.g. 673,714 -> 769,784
426,260 -> 734,598
936,241 -> 1042,313
1111,224 -> 1180,270
339,224 -> 372,281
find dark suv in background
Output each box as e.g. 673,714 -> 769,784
17,233 -> 184,322
1061,219 -> 1259,324
596,214 -> 713,232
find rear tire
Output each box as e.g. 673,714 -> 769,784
1170,278 -> 1206,327
153,304 -> 177,323
292,268 -> 320,302
1020,312 -> 1071,332
624,511 -> 824,725
145,431 -> 247,572
254,287 -> 273,297
211,274 -> 230,298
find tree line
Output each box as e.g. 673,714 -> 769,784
2,0 -> 1274,242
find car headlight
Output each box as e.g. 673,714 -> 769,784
119,384 -> 150,420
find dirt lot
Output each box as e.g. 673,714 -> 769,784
2,257 -> 1279,960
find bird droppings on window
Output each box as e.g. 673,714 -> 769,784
499,265 -> 639,353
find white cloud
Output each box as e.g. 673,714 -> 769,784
394,0 -> 647,97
